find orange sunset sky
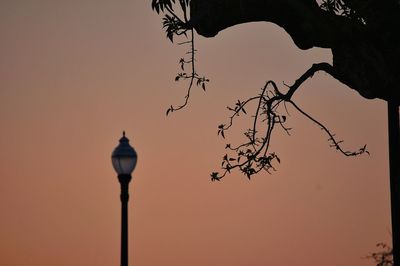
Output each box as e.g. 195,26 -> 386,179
0,1 -> 392,266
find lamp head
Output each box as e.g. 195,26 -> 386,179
111,131 -> 137,176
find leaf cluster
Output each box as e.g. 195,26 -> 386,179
366,243 -> 393,266
319,0 -> 369,23
152,0 -> 189,15
152,0 -> 190,42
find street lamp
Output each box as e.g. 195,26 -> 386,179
112,131 -> 137,266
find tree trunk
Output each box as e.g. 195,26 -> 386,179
388,102 -> 399,265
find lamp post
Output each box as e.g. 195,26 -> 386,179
111,131 -> 137,266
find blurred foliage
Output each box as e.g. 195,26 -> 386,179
367,243 -> 393,266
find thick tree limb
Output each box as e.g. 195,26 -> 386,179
190,0 -> 359,49
189,0 -> 400,104
284,62 -> 335,100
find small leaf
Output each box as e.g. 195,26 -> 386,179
226,165 -> 231,173
167,32 -> 174,42
211,172 -> 220,182
179,58 -> 185,70
202,83 -> 206,91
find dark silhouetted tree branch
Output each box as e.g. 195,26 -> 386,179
152,1 -> 399,263
212,63 -> 368,181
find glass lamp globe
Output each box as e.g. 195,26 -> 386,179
111,131 -> 137,175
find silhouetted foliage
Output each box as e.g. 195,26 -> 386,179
367,243 -> 394,266
320,0 -> 364,20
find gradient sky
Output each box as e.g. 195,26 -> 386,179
0,1 -> 392,266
